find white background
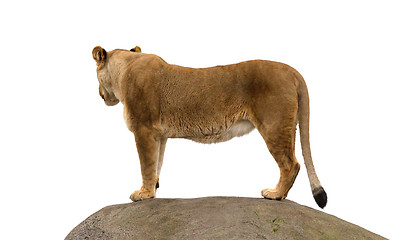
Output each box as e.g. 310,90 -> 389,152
1,1 -> 409,239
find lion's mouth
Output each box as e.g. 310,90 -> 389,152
105,100 -> 119,106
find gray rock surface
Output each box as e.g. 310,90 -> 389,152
66,197 -> 386,240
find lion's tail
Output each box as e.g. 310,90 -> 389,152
296,71 -> 327,208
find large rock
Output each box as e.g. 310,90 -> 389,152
66,197 -> 386,240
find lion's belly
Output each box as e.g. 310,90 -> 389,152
187,120 -> 255,144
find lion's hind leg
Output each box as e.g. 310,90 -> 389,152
254,104 -> 300,200
261,141 -> 300,200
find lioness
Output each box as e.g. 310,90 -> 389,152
92,45 -> 327,208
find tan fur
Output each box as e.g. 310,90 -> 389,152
92,46 -> 326,207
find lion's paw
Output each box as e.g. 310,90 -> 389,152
130,188 -> 155,202
261,188 -> 286,200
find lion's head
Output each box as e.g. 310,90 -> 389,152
92,45 -> 142,106
92,46 -> 121,106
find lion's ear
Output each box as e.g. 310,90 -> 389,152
130,46 -> 141,53
92,46 -> 107,64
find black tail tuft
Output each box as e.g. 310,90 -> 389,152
313,187 -> 327,209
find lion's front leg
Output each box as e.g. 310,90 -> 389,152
130,129 -> 159,201
155,138 -> 167,190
